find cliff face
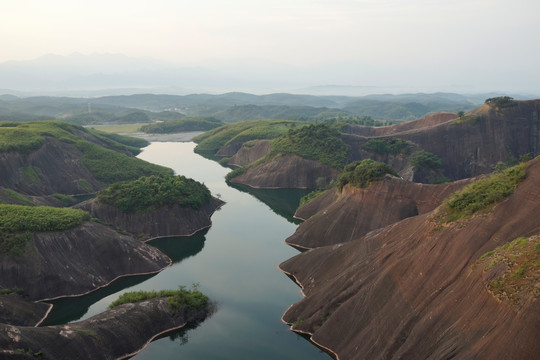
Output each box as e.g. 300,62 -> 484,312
344,101 -> 540,181
0,298 -> 209,360
76,197 -> 224,240
280,159 -> 540,360
230,154 -> 340,189
0,138 -> 103,197
227,140 -> 272,167
0,222 -> 170,301
0,295 -> 51,326
287,177 -> 473,249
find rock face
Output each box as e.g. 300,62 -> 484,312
344,101 -> 540,180
0,138 -> 104,197
287,177 -> 473,249
0,298 -> 209,360
0,222 -> 171,301
76,197 -> 224,240
228,140 -> 272,167
230,154 -> 340,189
280,159 -> 540,360
0,295 -> 51,326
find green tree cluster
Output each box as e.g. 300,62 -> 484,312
98,174 -> 211,213
485,96 -> 517,108
271,123 -> 349,169
409,151 -> 442,171
337,159 -> 398,190
362,139 -> 410,156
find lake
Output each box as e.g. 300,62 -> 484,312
44,141 -> 332,359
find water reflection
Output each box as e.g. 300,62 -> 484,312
228,183 -> 311,223
41,273 -> 155,326
43,229 -> 210,326
148,228 -> 208,264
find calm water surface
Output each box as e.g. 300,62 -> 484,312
45,141 -> 330,359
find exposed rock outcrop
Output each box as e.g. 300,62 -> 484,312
280,159 -> 540,360
0,297 -> 210,360
0,138 -> 104,197
0,222 -> 171,301
0,295 -> 51,327
227,140 -> 272,167
76,197 -> 224,240
287,177 -> 473,249
229,154 -> 340,189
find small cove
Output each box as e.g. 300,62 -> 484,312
44,141 -> 331,359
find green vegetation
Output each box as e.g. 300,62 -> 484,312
271,123 -> 349,169
74,329 -> 99,341
337,159 -> 398,190
76,141 -> 172,183
485,96 -> 517,108
98,174 -> 211,213
361,139 -> 410,156
4,189 -> 33,205
0,121 -> 169,184
409,151 -> 442,171
455,114 -> 480,124
0,204 -> 90,256
140,117 -> 224,133
89,124 -> 144,133
225,166 -> 249,182
476,235 -> 539,305
194,120 -> 302,154
109,285 -> 209,313
0,287 -> 20,295
53,193 -> 74,206
299,189 -> 327,206
438,163 -> 528,222
23,167 -> 40,183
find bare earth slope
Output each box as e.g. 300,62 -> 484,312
230,154 -> 340,189
280,159 -> 540,360
287,177 -> 473,249
0,221 -> 170,301
76,197 -> 224,240
0,298 -> 209,360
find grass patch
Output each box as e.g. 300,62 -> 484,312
4,189 -> 33,205
437,163 -> 527,223
337,159 -> 398,190
0,204 -> 90,233
109,285 -> 209,314
476,235 -> 540,305
74,329 -> 99,341
455,114 -> 480,124
194,120 -> 302,154
299,189 -> 327,206
98,174 -> 211,213
88,124 -> 145,134
23,167 -> 40,183
53,193 -> 75,206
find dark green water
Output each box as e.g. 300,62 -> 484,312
45,142 -> 331,359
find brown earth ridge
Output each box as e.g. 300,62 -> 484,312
279,158 -> 540,360
0,297 -> 212,360
220,100 -> 540,188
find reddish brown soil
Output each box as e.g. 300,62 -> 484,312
280,158 -> 540,360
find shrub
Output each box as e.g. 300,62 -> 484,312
98,174 -> 211,213
271,123 -> 349,169
337,159 -> 398,190
439,163 -> 527,222
362,139 -> 410,156
485,96 -> 517,108
109,285 -> 209,314
299,189 -> 327,206
141,117 -> 223,133
409,151 -> 442,171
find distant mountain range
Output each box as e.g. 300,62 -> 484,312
2,53 -> 539,97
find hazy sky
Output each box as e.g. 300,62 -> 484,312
1,0 -> 539,92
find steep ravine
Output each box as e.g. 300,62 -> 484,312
279,159 -> 540,359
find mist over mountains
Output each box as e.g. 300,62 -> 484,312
1,53 -> 538,98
